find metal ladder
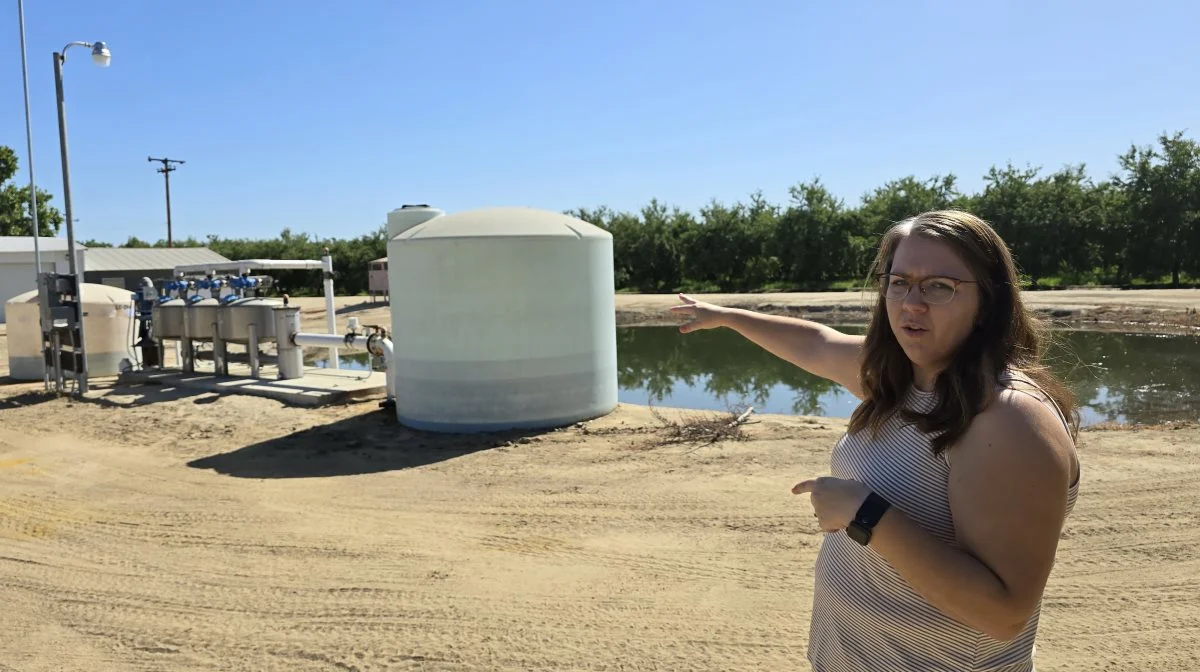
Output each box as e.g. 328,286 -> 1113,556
37,272 -> 88,395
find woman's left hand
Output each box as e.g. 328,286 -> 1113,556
792,477 -> 873,533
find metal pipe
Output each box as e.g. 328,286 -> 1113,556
52,330 -> 63,389
321,250 -> 338,369
381,337 -> 395,406
248,324 -> 260,378
181,309 -> 194,372
173,259 -> 325,275
212,321 -> 225,375
52,52 -> 75,279
292,332 -> 394,401
293,332 -> 382,353
274,307 -> 303,379
53,51 -> 88,394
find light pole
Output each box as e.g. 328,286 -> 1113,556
54,39 -> 110,280
16,0 -> 41,276
53,39 -> 110,395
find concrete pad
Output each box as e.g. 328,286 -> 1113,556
120,361 -> 387,407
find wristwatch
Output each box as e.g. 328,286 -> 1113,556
846,492 -> 891,546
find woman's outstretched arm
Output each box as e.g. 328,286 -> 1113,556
671,294 -> 866,399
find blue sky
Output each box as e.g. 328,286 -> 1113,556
2,0 -> 1197,245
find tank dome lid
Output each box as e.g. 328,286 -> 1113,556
5,283 -> 136,306
394,206 -> 611,241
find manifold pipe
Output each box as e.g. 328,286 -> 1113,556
292,332 -> 394,401
173,259 -> 325,275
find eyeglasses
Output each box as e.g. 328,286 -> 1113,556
877,273 -> 977,305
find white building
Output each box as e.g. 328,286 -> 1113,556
0,237 -> 87,322
82,247 -> 230,290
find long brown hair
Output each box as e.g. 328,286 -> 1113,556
847,210 -> 1079,455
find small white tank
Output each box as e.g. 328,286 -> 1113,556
387,205 -> 618,432
386,204 -> 444,238
5,283 -> 136,380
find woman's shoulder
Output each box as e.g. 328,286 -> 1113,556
992,368 -> 1073,430
996,367 -> 1038,391
953,384 -> 1077,485
979,386 -> 1065,434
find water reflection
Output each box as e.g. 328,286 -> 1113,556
616,326 -> 1200,427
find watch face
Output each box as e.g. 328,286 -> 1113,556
846,523 -> 871,546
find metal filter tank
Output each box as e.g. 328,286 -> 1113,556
386,205 -> 618,432
152,297 -> 186,339
4,283 -> 136,380
184,296 -> 220,341
218,297 -> 282,343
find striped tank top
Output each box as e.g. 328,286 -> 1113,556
807,370 -> 1080,672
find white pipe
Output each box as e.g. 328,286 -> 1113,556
321,251 -> 338,369
293,332 -> 393,400
381,338 -> 394,407
293,332 -> 384,355
274,307 -> 303,379
172,259 -> 325,275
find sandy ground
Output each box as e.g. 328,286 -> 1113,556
1,290 -> 1198,670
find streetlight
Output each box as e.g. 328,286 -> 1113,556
52,39 -> 110,395
54,40 -> 109,278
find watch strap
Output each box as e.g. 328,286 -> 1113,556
853,492 -> 891,529
846,492 -> 891,545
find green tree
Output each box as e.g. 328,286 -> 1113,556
1033,166 -> 1099,285
1115,132 -> 1200,286
683,192 -> 779,291
591,199 -> 689,292
847,174 -> 961,278
857,174 -> 961,231
1086,181 -> 1131,283
0,145 -> 65,236
975,164 -> 1041,282
774,179 -> 854,286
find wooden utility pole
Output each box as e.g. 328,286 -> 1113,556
148,156 -> 185,247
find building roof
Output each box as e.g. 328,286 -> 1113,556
0,236 -> 82,253
84,247 -> 231,272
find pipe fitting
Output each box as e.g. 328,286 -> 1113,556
365,332 -> 384,357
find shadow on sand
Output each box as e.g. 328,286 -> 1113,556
186,410 -> 555,479
335,301 -> 388,316
0,378 -> 223,409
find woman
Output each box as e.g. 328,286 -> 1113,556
671,210 -> 1080,671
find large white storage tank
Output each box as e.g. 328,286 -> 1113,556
387,205 -> 618,432
5,283 -> 136,380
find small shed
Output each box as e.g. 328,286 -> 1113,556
0,237 -> 87,323
82,247 -> 231,290
368,257 -> 389,302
